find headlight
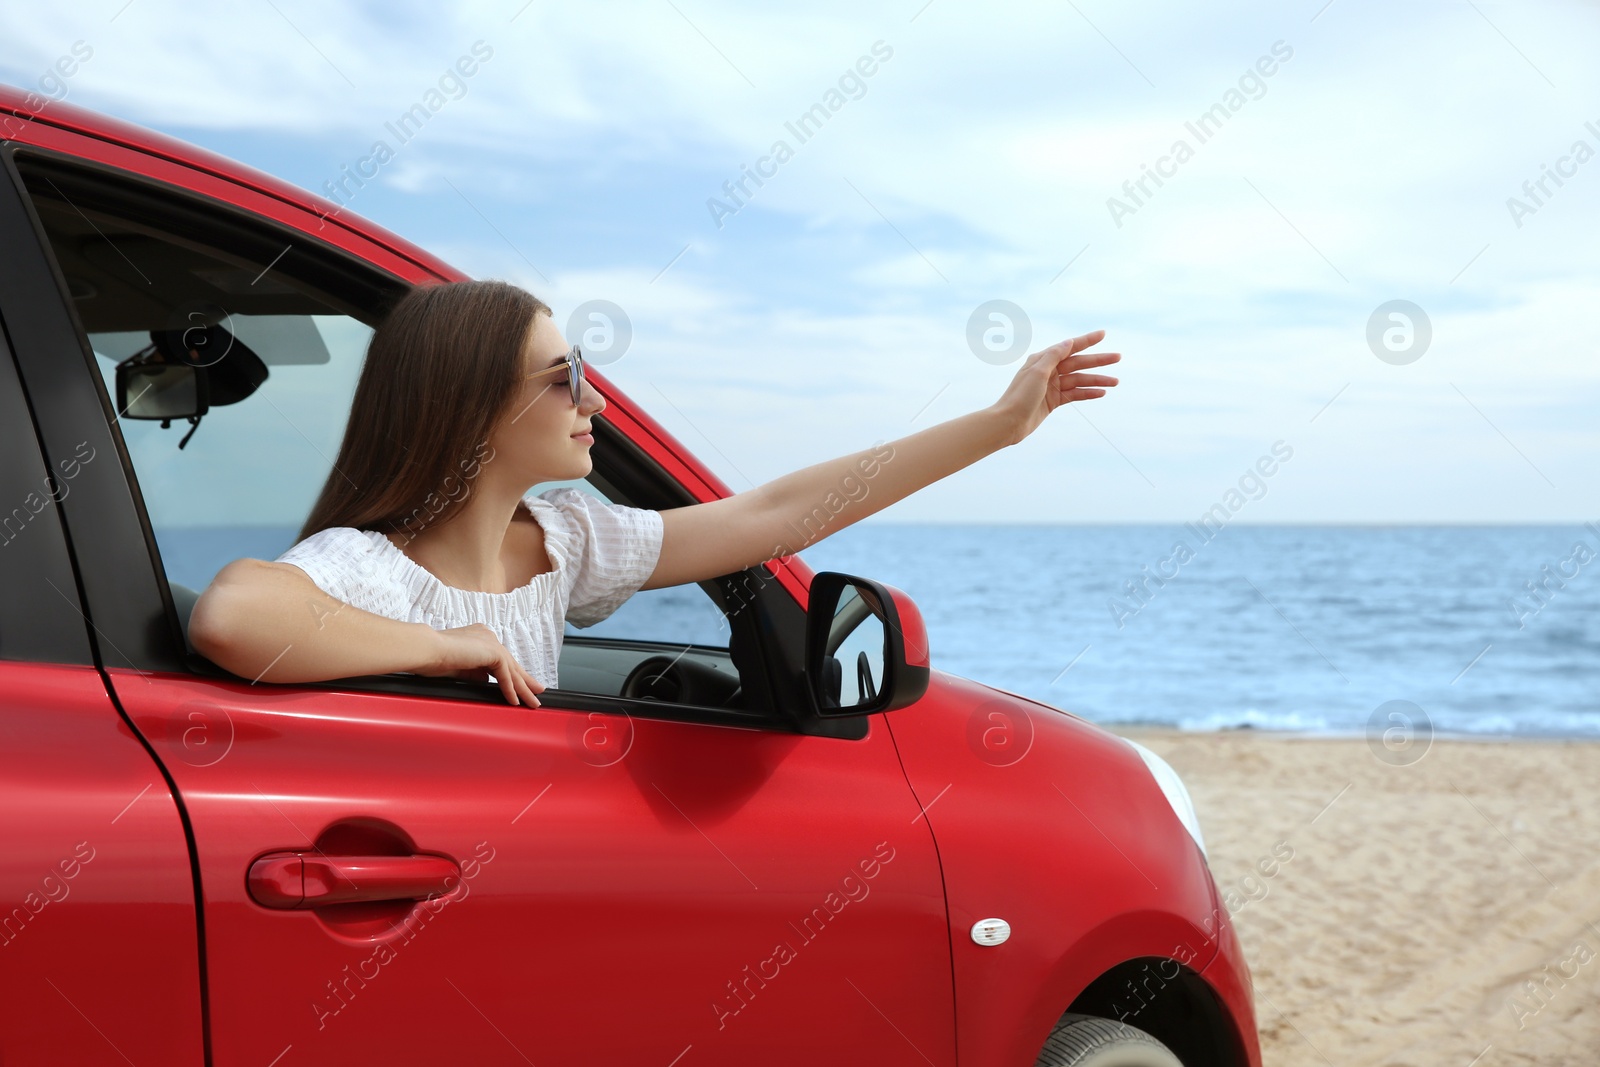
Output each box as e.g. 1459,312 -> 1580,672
1124,738 -> 1207,858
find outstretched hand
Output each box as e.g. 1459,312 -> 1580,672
990,329 -> 1121,446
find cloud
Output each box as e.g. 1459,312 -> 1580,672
2,0 -> 1597,520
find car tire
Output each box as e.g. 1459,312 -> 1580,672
1033,1013 -> 1184,1067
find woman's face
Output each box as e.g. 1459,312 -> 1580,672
490,310 -> 605,484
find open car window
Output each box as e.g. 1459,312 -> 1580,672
535,478 -> 731,645
529,478 -> 741,702
88,317 -> 373,594
14,154 -> 755,716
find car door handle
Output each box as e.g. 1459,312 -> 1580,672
248,852 -> 461,909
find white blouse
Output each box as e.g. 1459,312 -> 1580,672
274,486 -> 665,689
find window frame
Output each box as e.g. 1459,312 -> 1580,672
0,307 -> 94,666
0,142 -> 864,738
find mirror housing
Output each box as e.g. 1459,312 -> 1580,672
114,323 -> 270,423
803,571 -> 930,718
118,361 -> 208,421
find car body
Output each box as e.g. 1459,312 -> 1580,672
0,85 -> 1260,1066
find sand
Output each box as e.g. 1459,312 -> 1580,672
1117,727 -> 1600,1067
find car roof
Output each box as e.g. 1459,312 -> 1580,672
0,84 -> 462,283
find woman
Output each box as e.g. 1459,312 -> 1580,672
188,279 -> 1120,707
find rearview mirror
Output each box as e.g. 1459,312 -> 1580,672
803,571 -> 930,718
113,324 -> 269,449
118,361 -> 207,420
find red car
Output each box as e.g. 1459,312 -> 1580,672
0,86 -> 1259,1067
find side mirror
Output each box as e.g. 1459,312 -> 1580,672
804,571 -> 930,718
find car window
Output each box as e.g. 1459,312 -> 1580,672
87,315 -> 372,592
529,478 -> 732,646
15,158 -> 730,688
14,158 -> 380,600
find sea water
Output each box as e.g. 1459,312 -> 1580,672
158,523 -> 1600,738
793,523 -> 1600,738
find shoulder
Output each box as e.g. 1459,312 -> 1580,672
523,486 -> 663,568
526,486 -> 662,537
276,525 -> 383,567
527,488 -> 665,628
275,525 -> 395,597
525,485 -> 586,514
526,485 -> 606,512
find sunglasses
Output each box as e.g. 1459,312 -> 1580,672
522,343 -> 586,406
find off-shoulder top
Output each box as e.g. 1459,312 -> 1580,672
274,486 -> 665,689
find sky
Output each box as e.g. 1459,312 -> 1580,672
3,0 -> 1598,524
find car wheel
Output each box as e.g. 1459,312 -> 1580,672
1034,1013 -> 1184,1067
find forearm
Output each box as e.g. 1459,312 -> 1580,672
756,405 -> 1013,556
661,331 -> 1115,579
190,559 -> 442,684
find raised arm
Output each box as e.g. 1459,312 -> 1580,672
640,329 -> 1119,589
189,558 -> 545,706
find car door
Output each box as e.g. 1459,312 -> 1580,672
114,667 -> 949,1067
0,169 -> 204,1064
0,126 -> 957,1066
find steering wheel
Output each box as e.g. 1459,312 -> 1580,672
619,654 -> 743,708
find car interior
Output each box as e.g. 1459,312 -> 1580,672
14,152 -> 786,720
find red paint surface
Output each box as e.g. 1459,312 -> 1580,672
110,669 -> 956,1066
0,662 -> 204,1066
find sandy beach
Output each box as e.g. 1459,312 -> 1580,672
1118,727 -> 1600,1067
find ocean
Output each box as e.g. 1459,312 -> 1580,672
158,523 -> 1600,738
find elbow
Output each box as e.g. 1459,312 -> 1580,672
188,559 -> 266,675
187,610 -> 233,672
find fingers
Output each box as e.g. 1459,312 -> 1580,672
434,627 -> 546,707
518,664 -> 542,708
495,654 -> 545,708
501,654 -> 540,708
1030,329 -> 1105,361
1027,331 -> 1114,376
1038,329 -> 1104,355
1058,372 -> 1120,388
1066,328 -> 1106,353
495,659 -> 520,705
1057,350 -> 1121,372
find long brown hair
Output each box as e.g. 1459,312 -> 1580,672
296,279 -> 550,544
